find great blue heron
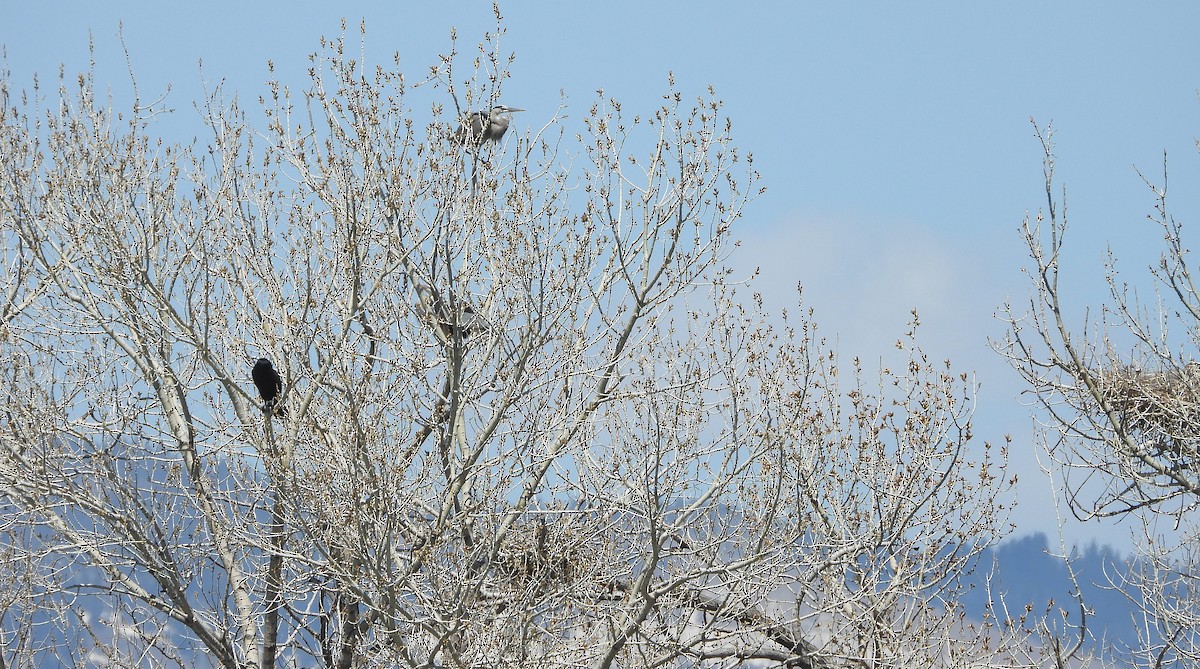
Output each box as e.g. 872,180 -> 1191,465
455,105 -> 524,145
252,358 -> 285,416
414,282 -> 490,343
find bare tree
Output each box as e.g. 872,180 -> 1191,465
0,20 -> 1054,669
999,122 -> 1200,669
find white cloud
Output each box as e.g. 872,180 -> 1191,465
730,209 -> 1125,549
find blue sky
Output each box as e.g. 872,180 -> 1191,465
5,2 -> 1200,549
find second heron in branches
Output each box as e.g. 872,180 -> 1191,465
455,104 -> 524,145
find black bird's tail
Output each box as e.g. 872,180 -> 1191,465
264,398 -> 288,419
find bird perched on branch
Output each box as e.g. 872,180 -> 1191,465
252,358 -> 285,417
414,282 -> 490,344
454,105 -> 524,145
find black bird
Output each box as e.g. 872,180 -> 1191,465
454,105 -> 524,145
252,358 -> 284,416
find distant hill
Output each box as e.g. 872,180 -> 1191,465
960,532 -> 1140,656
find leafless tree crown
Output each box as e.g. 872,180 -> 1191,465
1001,122 -> 1200,669
0,23 -> 1053,669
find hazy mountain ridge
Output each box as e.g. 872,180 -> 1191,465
961,532 -> 1140,655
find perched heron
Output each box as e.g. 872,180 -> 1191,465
414,282 -> 490,344
455,105 -> 524,145
252,357 -> 285,416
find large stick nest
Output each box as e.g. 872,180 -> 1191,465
1096,362 -> 1200,461
492,517 -> 586,596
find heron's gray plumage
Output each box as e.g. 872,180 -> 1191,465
455,105 -> 524,145
414,282 -> 490,343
